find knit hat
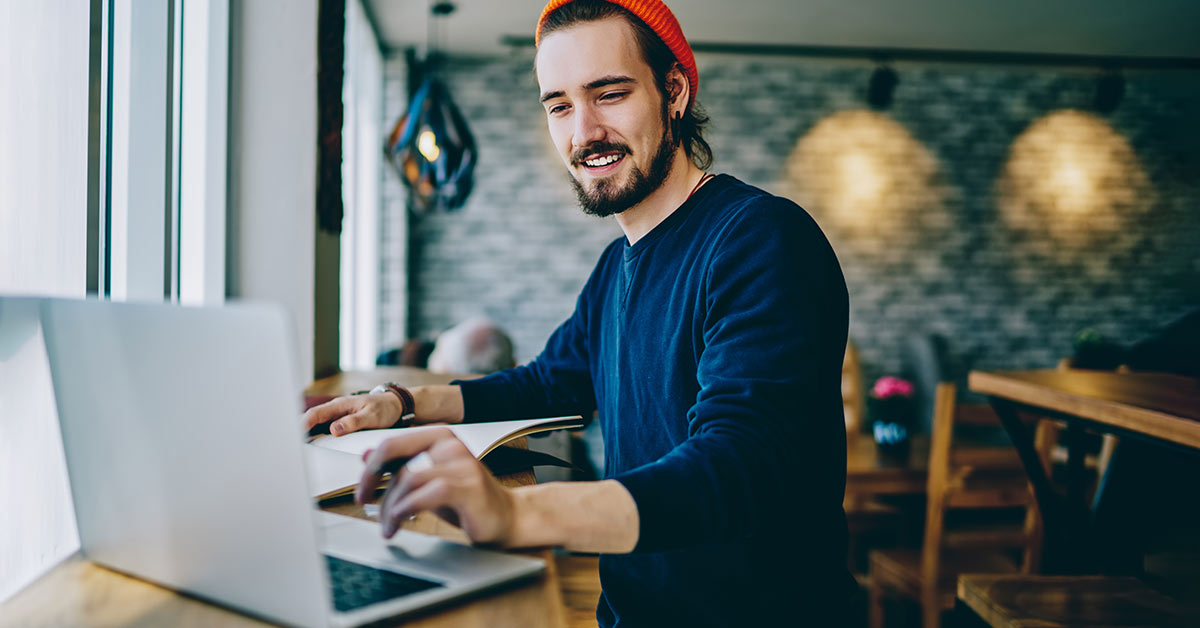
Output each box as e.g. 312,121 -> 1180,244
536,0 -> 699,108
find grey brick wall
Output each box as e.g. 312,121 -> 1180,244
380,53 -> 1200,386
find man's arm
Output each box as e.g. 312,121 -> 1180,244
304,250 -> 608,435
357,427 -> 639,553
302,385 -> 465,435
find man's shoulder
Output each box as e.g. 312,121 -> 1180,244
701,175 -> 823,242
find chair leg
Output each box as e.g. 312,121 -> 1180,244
868,578 -> 885,628
920,589 -> 941,628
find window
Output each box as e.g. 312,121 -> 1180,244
0,0 -> 229,602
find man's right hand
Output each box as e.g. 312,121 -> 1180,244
303,393 -> 403,436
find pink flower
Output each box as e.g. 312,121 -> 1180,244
872,376 -> 914,399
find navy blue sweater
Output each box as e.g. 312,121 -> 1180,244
457,175 -> 852,626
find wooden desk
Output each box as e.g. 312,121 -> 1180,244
969,369 -> 1200,574
957,574 -> 1200,628
969,370 -> 1200,450
0,368 -> 566,628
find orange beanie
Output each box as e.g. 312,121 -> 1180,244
536,0 -> 699,108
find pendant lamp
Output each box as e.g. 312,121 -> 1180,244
386,2 -> 476,213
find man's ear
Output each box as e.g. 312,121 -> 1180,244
665,64 -> 689,118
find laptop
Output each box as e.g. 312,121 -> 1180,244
34,297 -> 544,627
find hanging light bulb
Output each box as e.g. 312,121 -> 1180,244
384,2 -> 476,212
417,128 -> 441,162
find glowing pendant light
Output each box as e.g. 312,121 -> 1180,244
385,2 -> 476,213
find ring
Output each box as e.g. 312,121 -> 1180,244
405,451 -> 434,474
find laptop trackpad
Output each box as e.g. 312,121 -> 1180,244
317,512 -> 543,587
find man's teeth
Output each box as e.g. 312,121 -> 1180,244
584,154 -> 622,167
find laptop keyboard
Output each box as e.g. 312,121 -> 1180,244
325,554 -> 443,613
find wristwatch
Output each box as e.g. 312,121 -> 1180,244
370,383 -> 417,428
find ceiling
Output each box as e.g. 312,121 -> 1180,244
364,0 -> 1200,61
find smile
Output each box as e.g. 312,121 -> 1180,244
582,152 -> 624,169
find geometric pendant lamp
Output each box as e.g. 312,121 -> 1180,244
385,74 -> 477,213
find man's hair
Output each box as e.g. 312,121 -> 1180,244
538,0 -> 713,170
426,316 -> 517,375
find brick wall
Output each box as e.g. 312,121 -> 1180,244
380,53 -> 1200,386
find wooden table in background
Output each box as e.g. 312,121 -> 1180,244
969,370 -> 1200,450
306,366 -> 480,397
958,574 -> 1200,628
969,369 -> 1200,575
0,368 -> 565,628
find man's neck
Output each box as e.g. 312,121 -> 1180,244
615,153 -> 705,246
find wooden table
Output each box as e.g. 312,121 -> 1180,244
957,574 -> 1200,628
968,369 -> 1200,574
969,370 -> 1200,449
0,368 -> 566,628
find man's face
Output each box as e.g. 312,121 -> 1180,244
536,17 -> 675,217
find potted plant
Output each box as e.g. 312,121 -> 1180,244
869,376 -> 915,464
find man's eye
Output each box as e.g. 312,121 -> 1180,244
600,91 -> 627,101
548,104 -> 569,115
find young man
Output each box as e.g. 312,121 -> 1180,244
305,1 -> 852,624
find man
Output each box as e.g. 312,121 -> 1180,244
425,316 -> 517,375
305,1 -> 852,624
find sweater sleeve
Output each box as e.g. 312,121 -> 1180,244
454,283 -> 598,424
613,198 -> 849,552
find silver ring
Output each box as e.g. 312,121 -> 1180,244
405,451 -> 434,474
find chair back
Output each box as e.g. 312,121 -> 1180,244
919,382 -> 1052,620
843,341 -> 866,434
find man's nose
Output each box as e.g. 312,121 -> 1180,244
572,104 -> 605,150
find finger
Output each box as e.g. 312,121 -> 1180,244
372,464 -> 437,530
355,427 -> 457,504
376,471 -> 409,528
330,408 -> 373,436
428,436 -> 472,461
387,457 -> 441,503
303,396 -> 359,431
370,452 -> 453,523
382,478 -> 452,538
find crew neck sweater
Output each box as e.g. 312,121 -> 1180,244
456,174 -> 852,627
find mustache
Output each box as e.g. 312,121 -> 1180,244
571,142 -> 631,166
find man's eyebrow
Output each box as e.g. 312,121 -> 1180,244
539,75 -> 638,103
585,75 -> 637,90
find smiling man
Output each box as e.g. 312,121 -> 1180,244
305,0 -> 853,625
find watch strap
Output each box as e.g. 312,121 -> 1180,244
370,383 -> 417,427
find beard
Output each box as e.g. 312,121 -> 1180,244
569,109 -> 676,218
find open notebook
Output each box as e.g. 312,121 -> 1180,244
304,416 -> 584,501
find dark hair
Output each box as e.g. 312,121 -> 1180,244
538,0 -> 713,170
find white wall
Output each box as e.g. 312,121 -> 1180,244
227,0 -> 318,379
0,1 -> 90,603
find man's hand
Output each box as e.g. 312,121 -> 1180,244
303,393 -> 403,436
304,385 -> 467,436
356,427 -> 517,544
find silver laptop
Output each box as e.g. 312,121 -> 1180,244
35,297 -> 543,628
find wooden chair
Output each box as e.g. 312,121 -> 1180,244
841,341 -> 907,578
1055,357 -> 1119,478
843,341 -> 866,434
868,382 -> 1053,628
